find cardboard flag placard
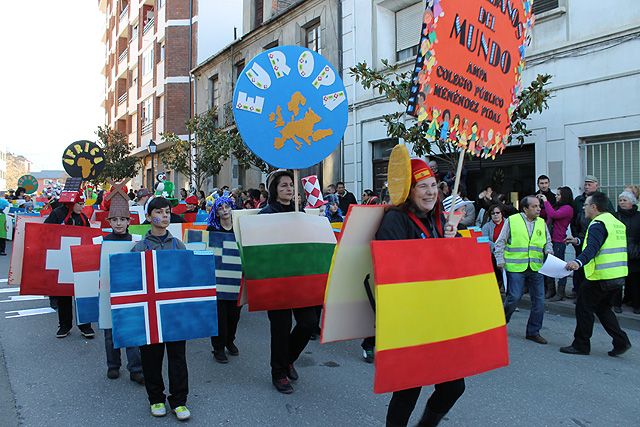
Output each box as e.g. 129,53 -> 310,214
371,237 -> 508,394
128,223 -> 206,241
71,244 -> 101,324
183,230 -> 242,300
8,216 -> 45,285
110,250 -> 218,348
20,223 -> 103,296
321,205 -> 385,344
239,212 -> 336,311
99,241 -> 138,329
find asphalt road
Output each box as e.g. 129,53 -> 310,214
0,241 -> 638,426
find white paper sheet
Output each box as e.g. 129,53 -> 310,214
539,254 -> 573,279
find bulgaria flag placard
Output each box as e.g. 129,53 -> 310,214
371,237 -> 508,394
239,212 -> 336,311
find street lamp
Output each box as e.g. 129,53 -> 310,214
147,139 -> 157,191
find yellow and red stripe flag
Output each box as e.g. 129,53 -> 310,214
371,237 -> 508,393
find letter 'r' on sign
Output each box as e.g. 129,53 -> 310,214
246,63 -> 271,90
269,51 -> 291,79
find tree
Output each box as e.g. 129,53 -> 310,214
350,59 -> 552,171
161,109 -> 274,190
94,126 -> 142,184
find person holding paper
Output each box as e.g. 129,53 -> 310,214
560,192 -> 631,357
494,196 -> 552,345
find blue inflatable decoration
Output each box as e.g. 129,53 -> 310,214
233,46 -> 348,169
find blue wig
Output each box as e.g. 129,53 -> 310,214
207,196 -> 236,230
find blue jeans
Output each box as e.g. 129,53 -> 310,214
104,329 -> 142,373
504,270 -> 545,336
553,242 -> 567,287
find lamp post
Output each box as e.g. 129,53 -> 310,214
147,139 -> 157,191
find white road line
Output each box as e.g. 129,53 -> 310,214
0,278 -> 8,283
1,296 -> 47,303
0,288 -> 19,294
5,307 -> 56,318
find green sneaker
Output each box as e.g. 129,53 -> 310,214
174,406 -> 191,421
150,403 -> 167,417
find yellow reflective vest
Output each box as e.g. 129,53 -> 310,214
583,212 -> 628,280
504,214 -> 546,273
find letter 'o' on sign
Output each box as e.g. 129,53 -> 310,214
233,46 -> 348,170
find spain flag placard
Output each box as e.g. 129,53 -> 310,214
371,237 -> 508,394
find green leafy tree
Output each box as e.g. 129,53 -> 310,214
94,126 -> 142,184
350,59 -> 552,170
161,109 -> 273,190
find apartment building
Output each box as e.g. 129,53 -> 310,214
341,0 -> 640,201
0,143 -> 6,191
192,0 -> 341,190
98,0 -> 197,191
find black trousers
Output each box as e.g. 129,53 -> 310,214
0,238 -> 6,253
211,300 -> 242,351
57,296 -> 89,329
386,379 -> 466,426
613,272 -> 640,309
571,246 -> 585,292
361,336 -> 375,351
571,280 -> 631,353
267,307 -> 317,379
140,341 -> 188,408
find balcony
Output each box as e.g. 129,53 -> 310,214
128,0 -> 140,24
117,95 -> 128,118
118,6 -> 129,37
142,17 -> 154,35
117,92 -> 128,105
128,86 -> 138,114
118,48 -> 128,65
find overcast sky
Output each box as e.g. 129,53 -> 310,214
0,0 -> 241,172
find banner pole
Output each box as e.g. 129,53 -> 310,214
447,150 -> 466,226
294,169 -> 300,212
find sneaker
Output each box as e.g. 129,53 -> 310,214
173,406 -> 191,421
56,326 -> 71,338
79,325 -> 95,339
107,368 -> 120,379
287,364 -> 299,381
130,372 -> 144,385
226,343 -> 239,356
362,349 -> 374,363
150,403 -> 167,417
213,349 -> 228,364
272,377 -> 294,394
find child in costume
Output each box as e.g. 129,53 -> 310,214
102,185 -> 144,385
131,197 -> 190,420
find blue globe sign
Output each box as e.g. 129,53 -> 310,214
233,46 -> 348,170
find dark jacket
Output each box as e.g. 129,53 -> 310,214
617,206 -> 640,272
131,230 -> 186,252
376,207 -> 445,240
536,188 -> 556,220
44,205 -> 89,227
572,193 -> 615,242
338,191 -> 358,216
327,212 -> 344,223
259,201 -> 296,215
104,232 -> 133,242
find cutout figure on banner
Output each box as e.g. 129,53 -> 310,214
62,140 -> 105,179
17,175 -> 38,194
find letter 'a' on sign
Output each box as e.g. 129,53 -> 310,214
233,46 -> 348,170
406,0 -> 534,160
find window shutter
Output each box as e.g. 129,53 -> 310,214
396,2 -> 423,52
533,0 -> 558,15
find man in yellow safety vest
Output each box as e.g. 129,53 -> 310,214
561,192 -> 632,356
495,195 -> 553,345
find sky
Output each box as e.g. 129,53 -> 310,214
0,0 -> 241,172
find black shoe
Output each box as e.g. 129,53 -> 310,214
559,345 -> 589,355
526,335 -> 548,345
287,364 -> 299,381
608,343 -> 631,357
226,343 -> 239,356
107,368 -> 120,379
130,372 -> 145,384
0,252 -> 6,256
309,333 -> 318,341
417,408 -> 446,427
79,325 -> 95,338
272,377 -> 293,394
613,306 -> 622,314
634,308 -> 640,315
56,326 -> 71,338
213,350 -> 228,364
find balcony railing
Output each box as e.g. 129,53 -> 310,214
118,92 -> 128,105
143,18 -> 154,35
142,123 -> 153,135
118,48 -> 128,64
119,5 -> 129,22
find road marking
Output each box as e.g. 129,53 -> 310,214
0,288 -> 19,294
0,279 -> 8,283
1,296 -> 47,303
5,307 -> 56,318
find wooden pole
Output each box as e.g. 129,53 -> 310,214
294,169 -> 300,212
447,150 -> 466,225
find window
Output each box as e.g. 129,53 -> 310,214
580,137 -> 640,201
395,2 -> 422,62
234,60 -> 245,86
209,75 -> 219,109
131,24 -> 138,41
305,20 -> 321,54
157,95 -> 164,119
141,97 -> 153,133
157,0 -> 164,8
254,0 -> 264,29
159,43 -> 165,62
372,138 -> 398,195
533,0 -> 559,15
142,47 -> 154,80
264,40 -> 279,51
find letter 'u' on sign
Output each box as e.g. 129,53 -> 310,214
268,51 -> 291,79
236,92 -> 264,114
312,65 -> 335,89
298,50 -> 314,78
246,63 -> 271,89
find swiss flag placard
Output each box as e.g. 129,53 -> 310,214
20,223 -> 103,296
